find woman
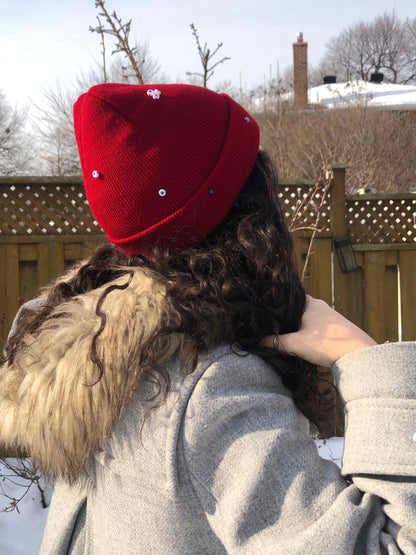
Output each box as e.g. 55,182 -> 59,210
1,84 -> 415,554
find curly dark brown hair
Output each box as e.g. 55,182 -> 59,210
5,151 -> 332,430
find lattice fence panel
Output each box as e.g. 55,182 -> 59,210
347,197 -> 416,243
0,183 -> 101,235
1,181 -> 415,243
278,185 -> 331,232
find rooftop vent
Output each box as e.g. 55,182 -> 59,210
323,75 -> 336,84
370,72 -> 384,84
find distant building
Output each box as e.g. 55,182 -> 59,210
290,33 -> 416,112
308,79 -> 416,112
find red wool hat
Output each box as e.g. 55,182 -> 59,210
73,83 -> 260,256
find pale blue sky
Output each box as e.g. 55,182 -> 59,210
1,0 -> 415,107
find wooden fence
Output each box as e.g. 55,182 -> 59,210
1,169 -> 415,434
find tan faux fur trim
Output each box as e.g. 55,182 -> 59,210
0,266 -> 180,482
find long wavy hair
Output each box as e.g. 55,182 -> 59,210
5,151 -> 332,430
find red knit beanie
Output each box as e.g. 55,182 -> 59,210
73,83 -> 260,256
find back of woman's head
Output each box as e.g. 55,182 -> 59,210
147,149 -> 305,350
5,85 -> 331,430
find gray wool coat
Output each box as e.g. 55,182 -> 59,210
41,341 -> 416,555
1,268 -> 415,554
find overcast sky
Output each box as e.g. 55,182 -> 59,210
1,0 -> 416,109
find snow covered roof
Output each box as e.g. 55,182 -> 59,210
308,81 -> 416,111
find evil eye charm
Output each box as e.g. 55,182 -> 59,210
159,189 -> 166,197
147,89 -> 161,100
244,116 -> 251,123
92,170 -> 100,178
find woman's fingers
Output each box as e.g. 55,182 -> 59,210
264,296 -> 377,367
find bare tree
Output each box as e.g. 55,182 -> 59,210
259,105 -> 416,193
318,12 -> 416,84
35,0 -> 166,176
93,15 -> 108,83
33,81 -> 82,176
90,0 -> 145,84
186,23 -> 231,87
0,458 -> 48,514
0,92 -> 34,175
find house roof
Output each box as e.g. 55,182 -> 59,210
308,80 -> 416,111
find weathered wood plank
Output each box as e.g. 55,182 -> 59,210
293,236 -> 308,278
19,261 -> 38,304
399,251 -> 416,341
64,243 -> 84,262
364,251 -> 386,343
18,244 -> 38,262
82,240 -> 100,259
5,244 -> 19,333
308,237 -> 332,304
0,176 -> 82,184
37,244 -> 49,288
48,241 -> 65,282
385,264 -> 399,342
0,234 -> 106,244
0,245 -> 7,343
353,243 -> 416,252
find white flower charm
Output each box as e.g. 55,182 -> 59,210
92,170 -> 100,178
147,89 -> 161,100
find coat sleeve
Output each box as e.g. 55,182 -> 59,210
182,343 -> 416,554
39,478 -> 88,555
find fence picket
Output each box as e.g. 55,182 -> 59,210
5,244 -> 19,334
399,251 -> 416,341
364,251 -> 387,342
0,245 -> 6,342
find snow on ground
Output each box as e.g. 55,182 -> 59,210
308,81 -> 416,110
0,460 -> 52,555
0,437 -> 344,554
315,436 -> 344,468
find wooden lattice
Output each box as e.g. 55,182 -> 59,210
278,184 -> 331,232
347,195 -> 416,243
1,179 -> 415,243
0,182 -> 100,236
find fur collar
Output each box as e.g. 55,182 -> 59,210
0,266 -> 180,482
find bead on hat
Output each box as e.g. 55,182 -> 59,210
147,89 -> 161,100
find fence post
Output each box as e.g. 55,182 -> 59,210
330,164 -> 349,436
330,164 -> 349,237
331,164 -> 350,318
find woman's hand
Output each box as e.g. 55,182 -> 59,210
263,295 -> 377,367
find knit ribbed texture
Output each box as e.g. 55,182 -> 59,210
73,84 -> 260,255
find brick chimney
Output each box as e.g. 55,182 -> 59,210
293,32 -> 308,110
